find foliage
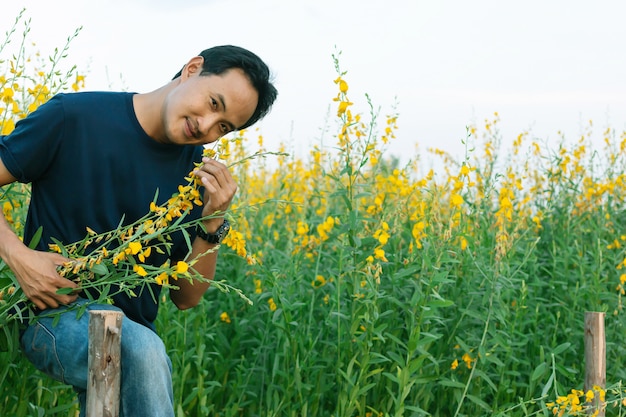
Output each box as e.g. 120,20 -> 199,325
3,11 -> 626,417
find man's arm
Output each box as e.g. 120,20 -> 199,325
0,157 -> 77,309
169,157 -> 236,310
169,221 -> 222,310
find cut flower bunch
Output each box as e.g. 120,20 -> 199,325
1,143 -> 258,348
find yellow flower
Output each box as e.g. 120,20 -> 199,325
268,297 -> 277,311
112,251 -> 126,265
451,359 -> 459,370
150,201 -> 162,213
126,241 -> 142,255
373,222 -> 390,245
451,193 -> 464,208
2,87 -> 14,102
71,74 -> 85,91
334,76 -> 348,93
176,261 -> 189,274
1,119 -> 15,135
155,272 -> 168,286
138,247 -> 152,262
311,275 -> 327,288
317,216 -> 336,241
133,264 -> 148,277
462,352 -> 473,369
49,243 -> 62,253
220,312 -> 231,324
374,248 -> 388,262
222,229 -> 248,257
337,100 -> 353,116
412,221 -> 426,239
296,221 -> 309,236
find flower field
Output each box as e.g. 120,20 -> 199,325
2,11 -> 626,417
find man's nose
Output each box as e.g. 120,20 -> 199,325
198,115 -> 219,142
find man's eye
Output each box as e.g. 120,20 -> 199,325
211,98 -> 218,109
220,124 -> 229,133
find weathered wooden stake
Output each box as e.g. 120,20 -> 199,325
87,310 -> 123,417
584,312 -> 605,417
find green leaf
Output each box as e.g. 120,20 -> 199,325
552,342 -> 571,355
50,237 -> 69,257
27,226 -> 43,249
466,394 -> 492,412
89,263 -> 109,275
0,320 -> 19,353
541,371 -> 555,397
438,379 -> 466,389
531,362 -> 548,382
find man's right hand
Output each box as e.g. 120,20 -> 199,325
1,158 -> 78,309
7,246 -> 78,310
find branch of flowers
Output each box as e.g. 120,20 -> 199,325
216,199 -> 296,216
225,150 -> 290,169
2,149 -> 285,330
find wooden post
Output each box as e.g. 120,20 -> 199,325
87,310 -> 123,417
584,312 -> 605,417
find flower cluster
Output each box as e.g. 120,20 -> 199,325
546,386 -> 606,417
48,162 -> 212,299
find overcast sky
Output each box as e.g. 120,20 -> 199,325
2,0 -> 626,168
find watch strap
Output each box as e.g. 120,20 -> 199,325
196,219 -> 230,244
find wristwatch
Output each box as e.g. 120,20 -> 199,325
196,219 -> 231,244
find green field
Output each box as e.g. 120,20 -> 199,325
2,11 -> 626,417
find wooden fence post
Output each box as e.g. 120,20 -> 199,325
584,312 -> 605,417
87,310 -> 123,417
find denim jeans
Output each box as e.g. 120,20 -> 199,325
20,298 -> 174,417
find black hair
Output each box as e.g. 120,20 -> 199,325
173,45 -> 278,130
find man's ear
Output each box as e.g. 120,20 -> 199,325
181,56 -> 205,80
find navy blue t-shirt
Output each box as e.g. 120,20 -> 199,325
0,92 -> 203,329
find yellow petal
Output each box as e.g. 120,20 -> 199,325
128,241 -> 142,255
133,265 -> 148,277
176,261 -> 189,274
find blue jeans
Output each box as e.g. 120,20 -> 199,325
20,298 -> 174,417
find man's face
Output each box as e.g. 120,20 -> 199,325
162,63 -> 258,146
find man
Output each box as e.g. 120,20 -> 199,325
0,45 -> 277,416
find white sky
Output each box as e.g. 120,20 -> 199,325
2,0 -> 626,169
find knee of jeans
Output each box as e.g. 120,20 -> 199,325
121,323 -> 171,372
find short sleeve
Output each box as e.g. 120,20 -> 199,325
0,95 -> 65,183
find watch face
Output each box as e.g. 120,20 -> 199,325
220,221 -> 231,238
218,221 -> 231,243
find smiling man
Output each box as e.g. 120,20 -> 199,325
0,45 -> 277,416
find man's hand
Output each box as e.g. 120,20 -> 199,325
8,246 -> 78,310
1,157 -> 77,310
193,157 -> 237,228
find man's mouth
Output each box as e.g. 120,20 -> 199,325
185,118 -> 199,139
